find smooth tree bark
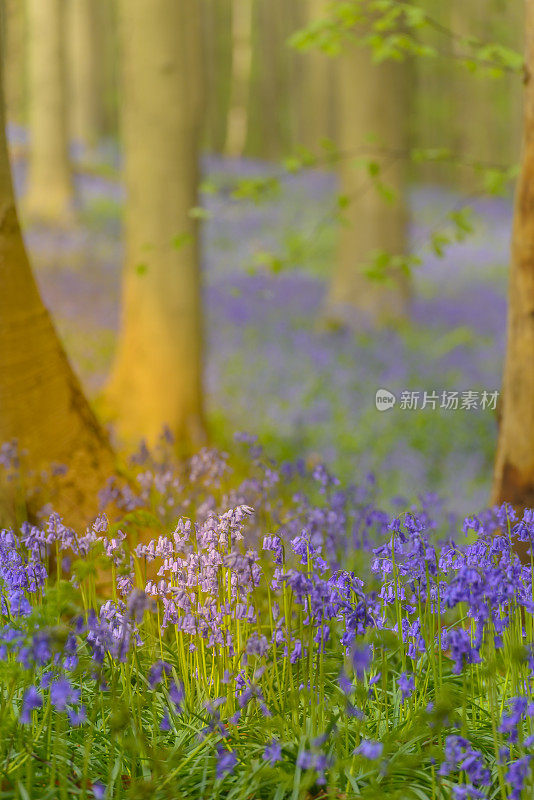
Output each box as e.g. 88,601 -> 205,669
0,21 -> 113,522
25,0 -> 74,221
3,0 -> 26,125
203,0 -> 232,154
106,0 -> 206,451
492,0 -> 534,511
297,0 -> 336,154
67,0 -> 103,153
225,0 -> 253,157
325,37 -> 410,328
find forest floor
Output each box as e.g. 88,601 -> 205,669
9,127 -> 511,516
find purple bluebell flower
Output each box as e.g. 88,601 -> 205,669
20,685 -> 42,724
506,756 -> 531,800
67,706 -> 87,726
148,660 -> 171,689
50,677 -> 79,711
351,643 -> 372,679
92,781 -> 106,799
354,740 -> 383,760
216,746 -> 237,779
499,697 -> 528,744
451,785 -> 485,799
263,739 -> 282,765
169,680 -> 185,713
398,672 -> 415,702
160,711 -> 171,731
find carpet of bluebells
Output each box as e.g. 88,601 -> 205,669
1,436 -> 534,798
8,125 -> 509,515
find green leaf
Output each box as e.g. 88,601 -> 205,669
135,263 -> 148,276
188,206 -> 211,220
171,232 -> 193,250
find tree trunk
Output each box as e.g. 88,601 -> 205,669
25,0 -> 74,221
0,15 -> 113,524
106,0 -> 207,452
492,0 -> 534,511
296,0 -> 336,154
225,0 -> 253,157
202,0 -> 232,154
250,0 -> 293,159
325,36 -> 411,328
3,0 -> 26,125
67,0 -> 102,154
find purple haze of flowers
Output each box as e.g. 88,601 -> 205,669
263,739 -> 282,765
20,685 -> 42,724
216,746 -> 237,779
355,740 -> 383,760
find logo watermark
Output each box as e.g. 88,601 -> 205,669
375,389 -> 499,411
375,389 -> 397,411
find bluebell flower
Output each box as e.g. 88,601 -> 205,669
398,672 -> 415,702
351,643 -> 372,679
216,746 -> 237,779
67,706 -> 87,726
354,740 -> 383,760
160,711 -> 171,731
506,756 -> 531,800
168,680 -> 185,713
91,781 -> 106,800
451,785 -> 485,799
50,677 -> 79,711
20,685 -> 42,724
263,739 -> 282,765
148,660 -> 171,689
499,697 -> 528,744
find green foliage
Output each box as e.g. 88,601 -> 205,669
230,176 -> 281,204
289,0 -> 523,75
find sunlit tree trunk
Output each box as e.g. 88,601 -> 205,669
203,0 -> 232,154
225,0 -> 253,157
251,0 -> 293,159
325,37 -> 410,328
67,0 -> 102,154
297,0 -> 335,154
106,0 -> 206,451
3,0 -> 26,125
492,0 -> 534,511
25,0 -> 73,221
0,19 -> 113,522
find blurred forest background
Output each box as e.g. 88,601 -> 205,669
0,0 -> 527,520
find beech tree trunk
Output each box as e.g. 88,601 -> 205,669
67,0 -> 102,153
492,0 -> 534,510
106,0 -> 206,451
225,0 -> 253,157
25,0 -> 74,221
325,36 -> 410,328
297,0 -> 335,154
0,18 -> 113,522
3,0 -> 26,125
